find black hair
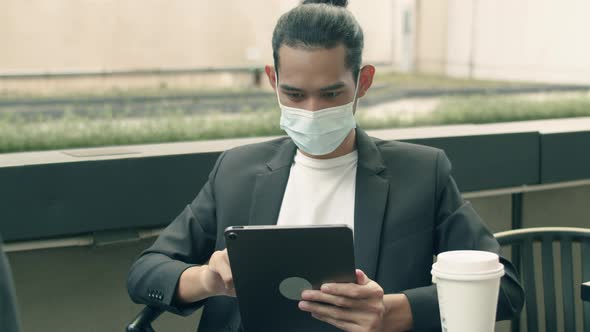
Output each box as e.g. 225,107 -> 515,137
272,0 -> 364,81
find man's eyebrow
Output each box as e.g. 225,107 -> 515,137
279,84 -> 304,92
279,82 -> 346,92
319,82 -> 346,91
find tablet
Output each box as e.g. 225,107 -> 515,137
224,224 -> 356,332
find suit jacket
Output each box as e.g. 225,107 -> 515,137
1,235 -> 21,332
127,128 -> 524,332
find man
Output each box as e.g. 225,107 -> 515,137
1,235 -> 21,332
127,1 -> 524,331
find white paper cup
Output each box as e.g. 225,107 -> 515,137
431,250 -> 504,332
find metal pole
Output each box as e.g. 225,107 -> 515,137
510,192 -> 523,332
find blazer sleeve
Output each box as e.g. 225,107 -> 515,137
126,151 -> 226,316
402,151 -> 524,332
1,235 -> 21,332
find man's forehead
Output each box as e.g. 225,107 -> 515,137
277,45 -> 354,89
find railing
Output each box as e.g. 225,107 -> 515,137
1,117 -> 589,250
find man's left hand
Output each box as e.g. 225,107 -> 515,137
299,269 -> 385,332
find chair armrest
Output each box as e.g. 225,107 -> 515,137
582,281 -> 590,302
126,306 -> 164,332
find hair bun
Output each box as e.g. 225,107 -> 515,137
302,0 -> 348,8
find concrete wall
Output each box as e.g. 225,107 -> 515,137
0,1 -> 285,72
445,0 -> 590,84
0,0 -> 395,95
414,0 -> 448,74
4,0 -> 590,85
350,0 -> 394,68
0,0 -> 393,74
390,0 -> 416,71
445,0 -> 477,78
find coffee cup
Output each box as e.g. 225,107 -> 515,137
431,250 -> 505,332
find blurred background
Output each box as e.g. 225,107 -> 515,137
1,1 -> 590,331
2,0 -> 590,153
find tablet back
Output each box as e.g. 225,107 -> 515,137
225,225 -> 355,332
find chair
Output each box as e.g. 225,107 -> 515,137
126,306 -> 163,332
494,227 -> 590,332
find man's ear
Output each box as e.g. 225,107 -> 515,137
265,65 -> 277,91
357,65 -> 375,98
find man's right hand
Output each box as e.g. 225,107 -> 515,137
176,249 -> 236,304
202,249 -> 236,297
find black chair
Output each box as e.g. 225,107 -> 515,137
495,227 -> 590,332
126,306 -> 164,332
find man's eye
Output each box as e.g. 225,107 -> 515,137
286,93 -> 304,99
322,91 -> 342,98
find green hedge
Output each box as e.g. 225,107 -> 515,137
2,93 -> 590,153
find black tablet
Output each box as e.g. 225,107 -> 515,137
224,224 -> 356,332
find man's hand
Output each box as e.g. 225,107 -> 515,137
202,249 -> 236,297
176,249 -> 235,304
298,269 -> 386,332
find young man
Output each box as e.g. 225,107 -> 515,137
127,1 -> 524,331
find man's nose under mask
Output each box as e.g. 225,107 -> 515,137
275,73 -> 360,156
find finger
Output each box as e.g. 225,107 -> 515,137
311,312 -> 360,332
299,301 -> 359,324
356,269 -> 370,285
320,282 -> 381,299
215,258 -> 234,290
222,250 -> 234,278
219,267 -> 234,290
301,290 -> 360,309
221,248 -> 230,262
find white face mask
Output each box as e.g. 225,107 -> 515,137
276,72 -> 360,156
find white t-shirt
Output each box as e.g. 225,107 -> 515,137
276,150 -> 358,232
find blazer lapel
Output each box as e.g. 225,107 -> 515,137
249,139 -> 296,226
354,129 -> 390,281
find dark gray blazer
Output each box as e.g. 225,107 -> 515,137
127,128 -> 524,332
1,235 -> 21,332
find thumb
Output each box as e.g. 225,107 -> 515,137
356,269 -> 370,285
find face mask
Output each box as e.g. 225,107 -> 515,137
276,72 -> 360,156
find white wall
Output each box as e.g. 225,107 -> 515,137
390,0 -> 417,72
415,0 -> 449,74
0,1 -> 283,72
446,0 -> 590,84
350,0 -> 395,66
0,0 -> 393,74
4,0 -> 589,85
446,0 -> 476,78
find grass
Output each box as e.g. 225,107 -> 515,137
2,93 -> 590,154
358,93 -> 590,129
433,94 -> 590,123
0,110 -> 280,153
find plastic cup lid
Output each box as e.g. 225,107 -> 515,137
432,250 -> 504,279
